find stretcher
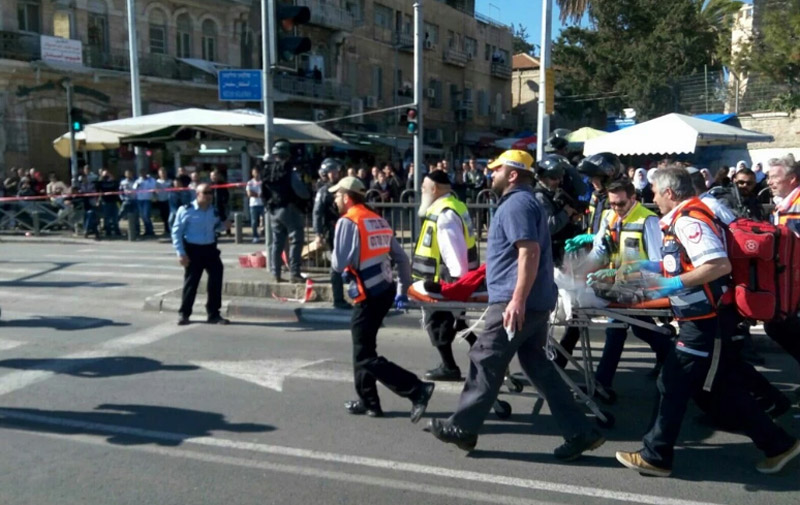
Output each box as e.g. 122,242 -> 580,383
408,280 -> 674,428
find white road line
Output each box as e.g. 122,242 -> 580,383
0,322 -> 188,396
0,267 -> 177,281
0,339 -> 24,352
0,411 -> 725,505
0,290 -> 144,308
5,428 -> 561,505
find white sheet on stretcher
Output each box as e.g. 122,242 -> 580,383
553,269 -> 609,324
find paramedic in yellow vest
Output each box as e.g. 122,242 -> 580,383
766,154 -> 800,371
582,180 -> 670,396
329,176 -> 435,422
616,166 -> 799,477
412,170 -> 479,381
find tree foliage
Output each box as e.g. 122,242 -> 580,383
512,23 -> 537,56
552,0 -> 723,121
748,1 -> 800,94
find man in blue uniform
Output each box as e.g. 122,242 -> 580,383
171,183 -> 230,326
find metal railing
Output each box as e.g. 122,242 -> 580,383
490,61 -> 512,79
295,0 -> 356,31
273,73 -> 352,103
443,48 -> 469,67
0,30 -> 39,61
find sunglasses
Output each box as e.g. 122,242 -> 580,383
609,201 -> 629,208
201,190 -> 213,195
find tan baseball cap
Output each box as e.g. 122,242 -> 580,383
328,176 -> 366,195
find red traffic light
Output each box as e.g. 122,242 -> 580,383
406,108 -> 417,120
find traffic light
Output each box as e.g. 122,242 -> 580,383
406,108 -> 418,135
272,1 -> 311,67
70,108 -> 85,133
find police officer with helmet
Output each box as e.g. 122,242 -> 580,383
313,157 -> 350,309
262,139 -> 310,284
532,154 -> 583,267
566,152 -> 624,251
329,176 -> 435,421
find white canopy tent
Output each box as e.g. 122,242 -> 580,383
583,113 -> 774,156
53,108 -> 346,158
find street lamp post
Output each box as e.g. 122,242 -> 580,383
126,0 -> 145,171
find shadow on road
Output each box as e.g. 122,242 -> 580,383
0,356 -> 198,378
0,404 -> 275,446
0,316 -> 131,331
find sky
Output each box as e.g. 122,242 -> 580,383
474,0 -> 754,54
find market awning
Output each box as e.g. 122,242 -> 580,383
584,113 -> 773,156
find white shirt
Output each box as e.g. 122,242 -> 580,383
436,208 -> 469,279
699,192 -> 736,225
247,178 -> 263,207
660,199 -> 727,268
155,178 -> 171,202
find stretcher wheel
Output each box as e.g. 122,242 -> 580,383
505,376 -> 524,393
494,400 -> 512,419
596,410 -> 615,428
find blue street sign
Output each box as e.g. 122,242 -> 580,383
218,70 -> 263,101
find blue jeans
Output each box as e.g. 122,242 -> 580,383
137,200 -> 154,235
102,201 -> 120,235
595,317 -> 671,389
83,204 -> 99,235
249,205 -> 264,239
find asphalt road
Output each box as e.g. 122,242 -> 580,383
0,237 -> 798,505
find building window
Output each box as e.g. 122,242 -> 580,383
53,10 -> 72,39
484,43 -> 491,61
176,14 -> 192,58
464,37 -> 477,58
87,0 -> 108,52
477,90 -> 488,116
149,8 -> 168,54
424,22 -> 439,45
372,66 -> 383,100
202,19 -> 217,61
17,0 -> 41,33
374,3 -> 392,29
345,0 -> 363,22
429,79 -> 442,109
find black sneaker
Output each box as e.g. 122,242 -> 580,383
177,316 -> 190,326
345,400 -> 383,417
554,429 -> 606,461
429,419 -> 478,451
207,315 -> 230,325
289,275 -> 305,284
410,382 -> 435,423
424,364 -> 462,381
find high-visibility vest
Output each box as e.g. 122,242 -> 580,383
588,191 -> 610,234
773,185 -> 800,227
661,197 -> 729,321
343,204 -> 394,303
601,201 -> 655,269
412,194 -> 479,282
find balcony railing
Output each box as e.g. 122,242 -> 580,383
295,0 -> 355,31
0,30 -> 40,62
395,32 -> 413,51
274,73 -> 352,103
443,48 -> 468,67
490,61 -> 512,79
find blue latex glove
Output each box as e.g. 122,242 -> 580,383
394,294 -> 409,312
652,276 -> 684,297
587,268 -> 617,286
565,234 -> 595,253
620,260 -> 662,276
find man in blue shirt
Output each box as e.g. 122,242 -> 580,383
429,150 -> 603,460
171,183 -> 229,326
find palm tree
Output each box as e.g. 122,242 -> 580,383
556,0 -> 743,27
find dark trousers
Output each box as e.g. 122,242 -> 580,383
102,201 -> 121,235
269,205 -> 304,277
424,310 -> 460,347
83,203 -> 99,236
179,243 -> 223,319
351,287 -> 421,407
156,201 -> 170,235
641,312 -> 795,469
450,304 -> 593,437
595,317 -> 671,389
765,315 -> 800,370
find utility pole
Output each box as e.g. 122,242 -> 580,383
126,0 -> 145,171
262,0 -> 276,156
536,0 -> 553,161
63,79 -> 78,182
413,1 -> 424,229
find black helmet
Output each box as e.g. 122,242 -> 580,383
271,139 -> 292,157
536,154 -> 571,180
319,158 -> 343,177
577,152 -> 622,180
547,128 -> 571,152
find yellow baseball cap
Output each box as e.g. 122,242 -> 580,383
487,149 -> 535,172
328,176 -> 366,195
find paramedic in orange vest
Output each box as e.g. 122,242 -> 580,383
616,166 -> 799,477
766,154 -> 800,369
329,176 -> 435,422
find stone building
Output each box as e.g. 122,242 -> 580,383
510,52 -> 539,132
